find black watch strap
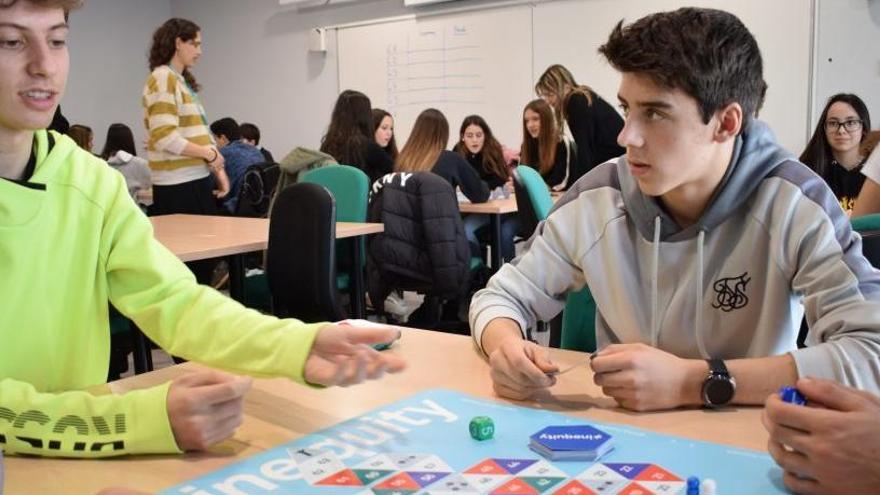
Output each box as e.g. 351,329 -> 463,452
707,358 -> 729,376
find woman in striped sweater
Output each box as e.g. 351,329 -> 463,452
142,18 -> 229,283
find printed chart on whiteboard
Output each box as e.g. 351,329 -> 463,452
338,6 -> 533,148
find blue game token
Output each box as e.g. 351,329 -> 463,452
779,386 -> 806,406
687,475 -> 700,495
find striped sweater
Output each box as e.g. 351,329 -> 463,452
141,65 -> 213,185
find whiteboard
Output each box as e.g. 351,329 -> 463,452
337,6 -> 534,149
533,0 -> 814,154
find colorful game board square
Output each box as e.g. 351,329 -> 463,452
637,481 -> 684,494
372,490 -> 418,495
519,460 -> 567,478
410,455 -> 454,473
462,473 -> 511,491
491,477 -> 540,495
389,453 -> 429,469
583,479 -> 628,494
355,454 -> 398,471
316,468 -> 364,487
576,464 -> 628,482
288,448 -> 347,485
465,459 -> 509,475
616,482 -> 655,495
405,471 -> 450,487
353,468 -> 395,485
522,476 -> 566,492
492,458 -> 538,475
602,464 -> 651,480
424,474 -> 480,493
633,465 -> 681,483
552,480 -> 599,495
374,472 -> 421,491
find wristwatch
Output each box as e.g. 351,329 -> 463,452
701,359 -> 736,408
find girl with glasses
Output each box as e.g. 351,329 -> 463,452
800,93 -> 871,212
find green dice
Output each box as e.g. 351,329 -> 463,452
469,416 -> 494,441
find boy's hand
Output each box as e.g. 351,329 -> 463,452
166,369 -> 252,451
488,338 -> 557,400
304,323 -> 406,387
762,377 -> 880,495
591,343 -> 704,411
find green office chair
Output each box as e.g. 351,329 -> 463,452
301,165 -> 370,314
513,165 -> 596,351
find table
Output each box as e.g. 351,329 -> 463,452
459,198 -> 519,270
151,214 -> 382,316
3,329 -> 768,494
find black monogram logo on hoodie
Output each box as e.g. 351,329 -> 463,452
712,272 -> 750,311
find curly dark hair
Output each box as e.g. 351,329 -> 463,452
599,7 -> 766,130
149,18 -> 201,92
320,90 -> 373,167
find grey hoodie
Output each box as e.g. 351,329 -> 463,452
107,150 -> 151,205
470,121 -> 880,393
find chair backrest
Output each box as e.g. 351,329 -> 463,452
267,182 -> 346,322
852,213 -> 880,268
235,161 -> 280,218
513,165 -> 554,238
560,288 -> 597,352
301,164 -> 369,222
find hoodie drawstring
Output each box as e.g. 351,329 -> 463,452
650,216 -> 661,347
695,230 -> 710,359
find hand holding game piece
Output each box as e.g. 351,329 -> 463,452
590,343 -> 703,411
166,369 -> 252,451
762,377 -> 880,495
488,338 -> 557,400
778,386 -> 806,406
546,350 -> 599,376
304,322 -> 407,387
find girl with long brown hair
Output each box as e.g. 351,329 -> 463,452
372,108 -> 398,161
535,64 -> 623,183
320,90 -> 393,184
142,17 -> 229,284
520,99 -> 576,191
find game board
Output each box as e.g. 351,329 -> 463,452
161,389 -> 786,494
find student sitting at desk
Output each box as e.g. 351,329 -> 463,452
320,90 -> 393,185
0,0 -> 406,458
372,108 -> 398,161
520,98 -> 576,191
470,7 -> 880,411
396,108 -> 489,205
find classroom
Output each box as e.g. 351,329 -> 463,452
2,0 -> 880,494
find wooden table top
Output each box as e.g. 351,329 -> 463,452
3,329 -> 768,494
150,214 -> 383,262
458,197 -> 519,215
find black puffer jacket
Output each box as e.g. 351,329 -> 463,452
367,172 -> 470,306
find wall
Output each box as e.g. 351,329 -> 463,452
813,0 -> 880,133
65,0 -> 172,152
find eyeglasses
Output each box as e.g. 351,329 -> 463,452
825,119 -> 863,133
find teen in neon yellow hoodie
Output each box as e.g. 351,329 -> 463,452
0,128 -> 324,456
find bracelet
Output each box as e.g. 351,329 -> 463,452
207,148 -> 218,163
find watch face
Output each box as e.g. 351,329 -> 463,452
705,376 -> 735,406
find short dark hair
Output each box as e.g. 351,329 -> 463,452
210,117 -> 240,142
100,123 -> 137,160
239,122 -> 260,145
599,7 -> 766,128
0,0 -> 82,12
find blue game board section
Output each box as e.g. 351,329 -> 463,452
159,388 -> 786,494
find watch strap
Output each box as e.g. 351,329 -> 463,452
707,358 -> 729,376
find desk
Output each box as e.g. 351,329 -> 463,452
459,198 -> 519,270
151,215 -> 382,317
3,329 -> 768,493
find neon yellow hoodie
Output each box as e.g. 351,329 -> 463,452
0,130 -> 324,457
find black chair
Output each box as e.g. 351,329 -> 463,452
267,182 -> 347,323
235,162 -> 281,218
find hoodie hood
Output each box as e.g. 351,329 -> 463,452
106,150 -> 134,166
619,120 -> 794,242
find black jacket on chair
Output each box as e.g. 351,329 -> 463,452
366,172 -> 470,307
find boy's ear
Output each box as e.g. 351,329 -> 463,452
714,102 -> 743,142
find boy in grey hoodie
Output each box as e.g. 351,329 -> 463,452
470,8 -> 880,412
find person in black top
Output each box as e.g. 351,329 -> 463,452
452,115 -> 518,262
397,108 -> 489,205
520,99 -> 575,191
239,122 -> 275,164
535,64 -> 624,183
320,90 -> 393,185
800,93 -> 871,212
372,108 -> 399,161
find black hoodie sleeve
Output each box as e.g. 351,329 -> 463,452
565,91 -> 624,183
365,141 -> 395,184
433,151 -> 490,203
